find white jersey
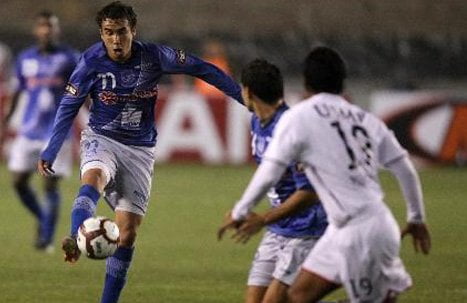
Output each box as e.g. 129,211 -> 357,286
264,93 -> 407,227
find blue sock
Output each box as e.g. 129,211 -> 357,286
70,185 -> 100,236
15,185 -> 43,220
40,190 -> 61,244
101,246 -> 134,303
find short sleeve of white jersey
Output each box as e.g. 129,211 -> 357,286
263,109 -> 303,166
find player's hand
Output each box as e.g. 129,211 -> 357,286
401,222 -> 431,254
37,159 -> 55,177
217,211 -> 242,241
231,212 -> 265,244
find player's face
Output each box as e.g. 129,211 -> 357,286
34,16 -> 60,50
241,85 -> 254,112
100,18 -> 136,62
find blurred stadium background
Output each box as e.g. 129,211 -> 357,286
0,1 -> 466,302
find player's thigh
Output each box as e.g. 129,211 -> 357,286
262,279 -> 289,303
112,144 -> 155,217
245,285 -> 267,303
80,129 -> 117,190
288,269 -> 339,303
248,231 -> 281,287
273,236 -> 319,286
8,136 -> 42,173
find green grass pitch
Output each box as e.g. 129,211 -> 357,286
0,163 -> 466,302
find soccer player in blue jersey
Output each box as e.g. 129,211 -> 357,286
2,11 -> 78,251
37,2 -> 243,302
218,59 -> 327,303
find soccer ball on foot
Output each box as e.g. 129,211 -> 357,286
77,216 -> 120,259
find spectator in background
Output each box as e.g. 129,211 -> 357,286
2,11 -> 79,252
194,39 -> 232,99
0,41 -> 12,147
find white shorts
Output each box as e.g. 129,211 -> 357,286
248,230 -> 319,286
302,208 -> 412,302
80,129 -> 155,216
8,135 -> 72,177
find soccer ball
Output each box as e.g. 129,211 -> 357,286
77,216 -> 120,259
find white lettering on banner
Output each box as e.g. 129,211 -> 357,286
156,92 -> 224,163
227,100 -> 251,164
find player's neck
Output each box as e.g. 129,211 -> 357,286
303,89 -> 315,99
38,42 -> 58,54
255,100 -> 283,126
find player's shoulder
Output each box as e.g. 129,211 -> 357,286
17,46 -> 38,60
142,41 -> 189,64
284,96 -> 313,120
134,40 -> 162,56
81,42 -> 106,63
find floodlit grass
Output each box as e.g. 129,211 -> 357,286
0,163 -> 465,302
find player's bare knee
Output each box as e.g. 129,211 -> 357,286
81,168 -> 107,192
118,226 -> 137,247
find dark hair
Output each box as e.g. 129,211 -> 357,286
241,59 -> 283,105
36,10 -> 57,20
96,1 -> 137,28
304,46 -> 347,94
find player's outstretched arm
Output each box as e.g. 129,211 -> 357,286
217,159 -> 287,242
230,190 -> 319,244
386,155 -> 431,255
158,45 -> 243,103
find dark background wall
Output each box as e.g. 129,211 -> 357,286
1,0 -> 467,81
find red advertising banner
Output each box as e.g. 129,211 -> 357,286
370,90 -> 467,165
1,88 -> 252,164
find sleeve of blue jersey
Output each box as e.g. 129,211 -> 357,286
14,53 -> 26,91
157,44 -> 243,104
41,55 -> 92,163
292,164 -> 315,192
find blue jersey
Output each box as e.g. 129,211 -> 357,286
251,103 -> 327,237
14,45 -> 78,140
41,40 -> 242,163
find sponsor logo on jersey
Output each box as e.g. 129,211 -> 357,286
98,87 -> 158,105
175,49 -> 187,64
65,82 -> 78,96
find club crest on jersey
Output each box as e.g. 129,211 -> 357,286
120,70 -> 138,88
65,83 -> 78,96
175,49 -> 187,64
